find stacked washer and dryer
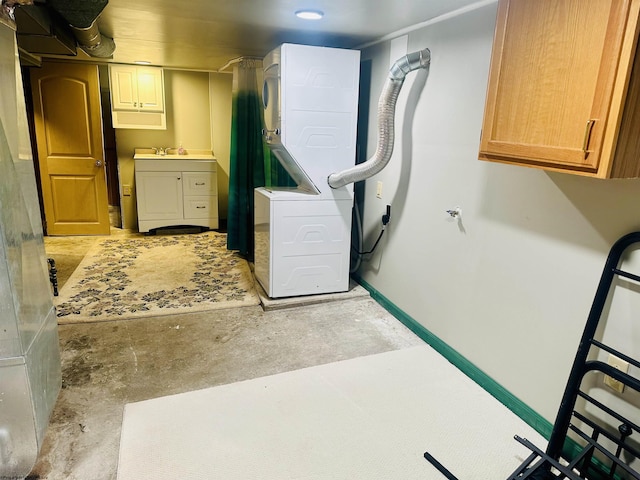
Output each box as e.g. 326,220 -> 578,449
254,44 -> 361,298
254,42 -> 431,299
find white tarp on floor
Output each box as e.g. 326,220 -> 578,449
117,345 -> 546,479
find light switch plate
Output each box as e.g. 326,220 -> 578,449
604,354 -> 629,394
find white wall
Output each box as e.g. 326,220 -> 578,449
358,2 -> 640,423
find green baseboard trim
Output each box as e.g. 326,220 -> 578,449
355,275 -> 554,441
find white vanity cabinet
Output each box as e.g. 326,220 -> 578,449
134,152 -> 218,233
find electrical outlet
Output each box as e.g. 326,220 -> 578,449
376,181 -> 383,199
122,184 -> 132,196
604,354 -> 629,393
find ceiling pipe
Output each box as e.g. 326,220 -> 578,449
218,55 -> 262,74
70,18 -> 114,58
47,0 -> 115,58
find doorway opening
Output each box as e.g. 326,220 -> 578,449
100,83 -> 122,229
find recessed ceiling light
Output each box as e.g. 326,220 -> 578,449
295,9 -> 324,20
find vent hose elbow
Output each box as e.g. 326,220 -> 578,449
72,19 -> 116,58
328,48 -> 430,189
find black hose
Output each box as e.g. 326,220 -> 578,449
352,228 -> 385,256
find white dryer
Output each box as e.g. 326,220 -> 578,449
255,43 -> 360,298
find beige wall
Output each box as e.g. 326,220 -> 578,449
110,69 -> 232,230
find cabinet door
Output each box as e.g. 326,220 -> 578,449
136,171 -> 183,220
479,0 -> 635,174
110,65 -> 139,111
136,67 -> 164,112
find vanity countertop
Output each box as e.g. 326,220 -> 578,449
133,148 -> 215,160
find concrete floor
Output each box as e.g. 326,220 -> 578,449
33,235 -> 423,480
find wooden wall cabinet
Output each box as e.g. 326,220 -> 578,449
479,0 -> 640,178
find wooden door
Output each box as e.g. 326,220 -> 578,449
30,61 -> 110,235
479,0 -> 634,174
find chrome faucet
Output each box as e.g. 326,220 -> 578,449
152,147 -> 168,156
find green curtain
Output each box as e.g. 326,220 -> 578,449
226,59 -> 294,259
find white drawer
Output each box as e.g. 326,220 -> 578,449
183,172 -> 217,196
184,196 -> 218,219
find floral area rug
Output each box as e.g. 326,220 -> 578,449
55,232 -> 260,324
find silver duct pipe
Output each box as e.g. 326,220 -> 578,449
327,48 -> 431,189
47,0 -> 114,58
71,18 -> 115,58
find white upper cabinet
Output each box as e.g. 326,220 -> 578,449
108,65 -> 166,129
109,65 -> 164,112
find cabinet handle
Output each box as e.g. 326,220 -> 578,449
196,206 -> 206,209
195,182 -> 205,186
583,119 -> 596,156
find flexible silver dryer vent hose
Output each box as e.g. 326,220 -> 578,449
327,48 -> 431,189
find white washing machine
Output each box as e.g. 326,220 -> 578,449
255,43 -> 360,298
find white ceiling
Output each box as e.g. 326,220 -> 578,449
88,0 -> 485,71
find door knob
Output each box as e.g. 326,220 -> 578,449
95,160 -> 103,167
